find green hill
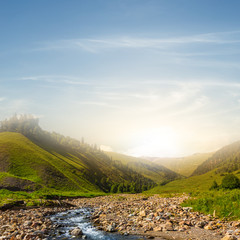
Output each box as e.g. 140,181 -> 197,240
147,141 -> 240,194
146,152 -> 214,177
0,132 -> 101,192
105,151 -> 182,184
0,115 -> 168,194
147,170 -> 222,193
192,141 -> 240,176
147,169 -> 240,194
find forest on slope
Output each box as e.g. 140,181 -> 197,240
0,115 -> 180,194
192,141 -> 240,176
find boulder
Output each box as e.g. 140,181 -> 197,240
70,227 -> 83,236
196,221 -> 207,228
164,221 -> 174,231
106,224 -> 116,232
139,210 -> 146,217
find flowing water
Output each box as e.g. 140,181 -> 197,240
49,208 -> 145,239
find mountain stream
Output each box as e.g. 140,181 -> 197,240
49,208 -> 146,239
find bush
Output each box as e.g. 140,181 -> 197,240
221,174 -> 240,190
209,180 -> 219,190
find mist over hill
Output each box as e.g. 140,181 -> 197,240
105,151 -> 182,184
0,115 -> 181,193
192,141 -> 240,176
145,152 -> 214,177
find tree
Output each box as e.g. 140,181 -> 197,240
110,184 -> 118,193
129,182 -> 136,193
117,183 -> 124,193
221,174 -> 240,189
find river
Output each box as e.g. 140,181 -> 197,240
49,208 -> 146,239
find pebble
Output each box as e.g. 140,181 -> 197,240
1,194 -> 240,240
0,204 -> 71,240
70,194 -> 240,240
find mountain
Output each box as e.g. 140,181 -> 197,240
192,141 -> 240,176
145,152 -> 214,177
105,152 -> 182,184
147,141 -> 240,194
0,115 -> 180,194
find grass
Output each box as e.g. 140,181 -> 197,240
146,170 -> 224,194
0,132 -> 100,192
147,167 -> 240,194
182,189 -> 240,220
0,188 -> 104,207
0,131 -> 109,207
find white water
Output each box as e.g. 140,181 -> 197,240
49,208 -> 144,240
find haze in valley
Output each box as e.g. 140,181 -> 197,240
1,0 -> 240,157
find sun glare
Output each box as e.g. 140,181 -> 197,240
128,127 -> 180,157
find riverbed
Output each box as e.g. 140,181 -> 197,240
49,208 -> 145,239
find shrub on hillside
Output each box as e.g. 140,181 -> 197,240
209,180 -> 219,190
221,174 -> 240,190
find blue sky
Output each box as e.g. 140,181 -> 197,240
1,0 -> 240,157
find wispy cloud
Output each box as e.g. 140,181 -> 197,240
17,75 -> 240,92
18,75 -> 93,86
34,31 -> 240,53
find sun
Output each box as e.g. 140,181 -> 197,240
128,127 -> 180,157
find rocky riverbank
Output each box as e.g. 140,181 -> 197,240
71,194 -> 240,240
0,194 -> 240,240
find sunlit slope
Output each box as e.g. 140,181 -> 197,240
147,152 -> 214,177
0,132 -> 99,192
147,141 -> 240,194
105,151 -> 182,184
0,131 -> 156,193
192,141 -> 240,176
146,169 -> 240,194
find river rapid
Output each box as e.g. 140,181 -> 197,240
49,208 -> 145,240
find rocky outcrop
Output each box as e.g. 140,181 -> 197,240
0,176 -> 37,192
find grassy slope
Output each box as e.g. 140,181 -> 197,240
31,137 -> 150,187
147,168 -> 240,194
147,152 -> 214,177
0,132 -> 156,194
105,151 -> 182,184
0,132 -> 100,192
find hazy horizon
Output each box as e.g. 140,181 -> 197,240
1,1 -> 240,157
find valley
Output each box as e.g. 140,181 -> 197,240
1,116 -> 240,239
